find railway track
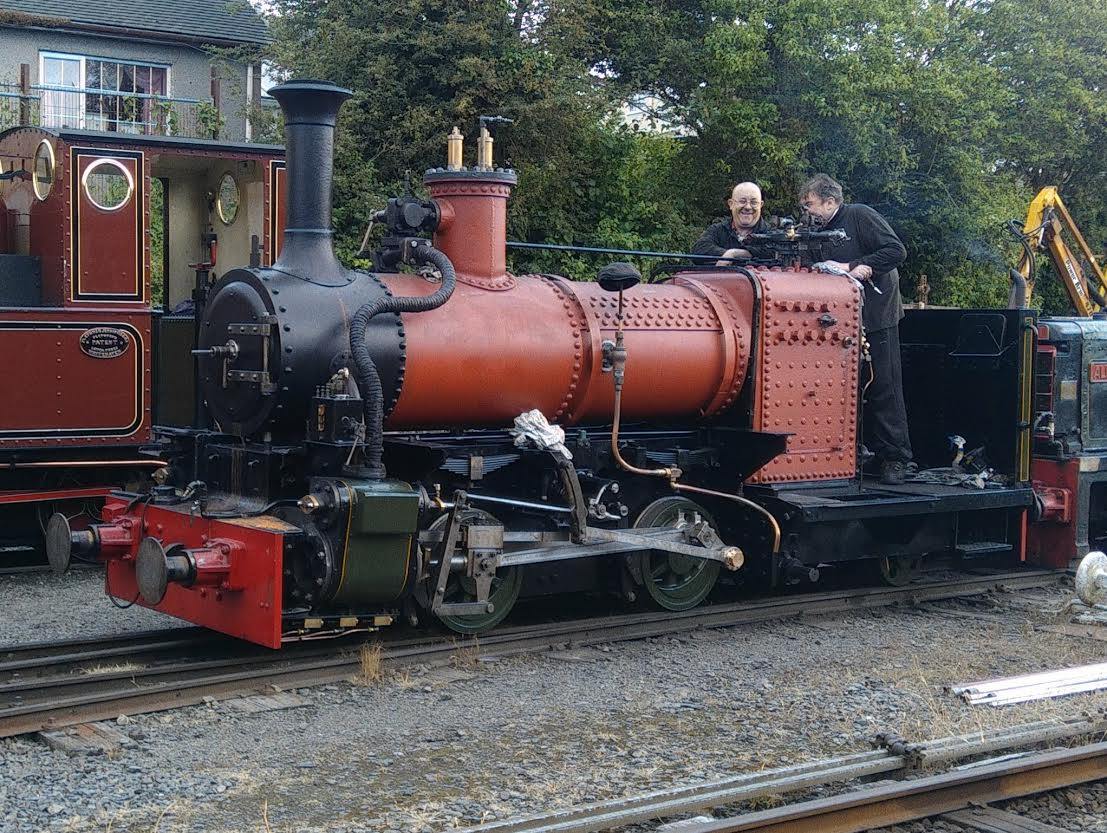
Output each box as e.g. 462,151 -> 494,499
667,742 -> 1107,833
0,560 -> 94,576
0,568 -> 1064,739
0,626 -> 212,665
453,715 -> 1107,833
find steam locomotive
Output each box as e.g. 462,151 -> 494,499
38,80 -> 1093,647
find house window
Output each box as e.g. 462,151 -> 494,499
40,55 -> 81,129
39,52 -> 170,134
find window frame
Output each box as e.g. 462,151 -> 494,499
32,139 -> 55,201
38,51 -> 173,132
81,157 -> 136,213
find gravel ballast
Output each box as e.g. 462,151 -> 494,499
0,569 -> 185,645
1,570 -> 1105,833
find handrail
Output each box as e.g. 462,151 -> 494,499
32,85 -> 206,105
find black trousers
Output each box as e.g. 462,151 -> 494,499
864,325 -> 913,463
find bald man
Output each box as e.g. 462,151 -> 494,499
692,182 -> 770,264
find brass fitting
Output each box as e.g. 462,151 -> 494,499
478,126 -> 494,169
611,329 -> 627,391
447,126 -> 463,170
298,494 -> 323,514
722,546 -> 745,571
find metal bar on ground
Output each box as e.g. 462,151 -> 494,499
674,742 -> 1107,833
954,662 -> 1107,696
975,679 -> 1107,706
953,662 -> 1107,706
452,716 -> 1107,833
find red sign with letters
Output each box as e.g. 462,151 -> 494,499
1090,362 -> 1107,382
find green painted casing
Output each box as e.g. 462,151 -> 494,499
331,478 -> 419,605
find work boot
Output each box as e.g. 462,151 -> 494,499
880,460 -> 906,485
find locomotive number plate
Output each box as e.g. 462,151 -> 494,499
79,327 -> 130,359
1090,362 -> 1107,383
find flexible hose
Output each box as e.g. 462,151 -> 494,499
349,243 -> 456,478
1008,269 -> 1028,309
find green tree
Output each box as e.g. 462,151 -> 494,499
976,0 -> 1107,311
267,0 -> 612,262
558,0 -> 1022,299
262,0 -> 1107,309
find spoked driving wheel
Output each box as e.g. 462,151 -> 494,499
426,509 -> 522,635
633,497 -> 721,612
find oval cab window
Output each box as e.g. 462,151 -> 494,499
82,159 -> 134,212
217,173 -> 239,225
32,140 -> 55,201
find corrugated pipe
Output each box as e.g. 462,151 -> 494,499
348,242 -> 456,478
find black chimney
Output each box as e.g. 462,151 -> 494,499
268,79 -> 352,284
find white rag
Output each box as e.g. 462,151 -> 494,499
510,410 -> 572,460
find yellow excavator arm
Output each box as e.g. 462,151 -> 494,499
1012,187 -> 1107,316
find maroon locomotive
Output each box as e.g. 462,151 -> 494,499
34,80 -> 1066,649
0,124 -> 284,560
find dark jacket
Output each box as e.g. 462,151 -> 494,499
820,203 -> 906,332
692,217 -> 771,260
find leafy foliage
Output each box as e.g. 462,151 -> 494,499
261,0 -> 1107,310
149,178 -> 165,306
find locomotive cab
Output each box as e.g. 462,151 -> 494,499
0,124 -> 284,562
151,148 -> 285,428
748,306 -> 1037,585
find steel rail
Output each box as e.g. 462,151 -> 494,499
0,569 -> 1057,672
0,632 -> 218,674
679,741 -> 1107,833
0,626 -> 208,660
0,569 -> 1064,738
0,562 -> 101,577
452,715 -> 1107,833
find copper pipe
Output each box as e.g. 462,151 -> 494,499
863,360 -> 876,395
610,385 -> 674,480
608,325 -> 782,555
670,480 -> 782,555
861,333 -> 875,395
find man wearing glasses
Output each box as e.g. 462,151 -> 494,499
692,182 -> 770,264
798,172 -> 912,485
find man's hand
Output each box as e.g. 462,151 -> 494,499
848,264 -> 873,281
716,247 -> 751,266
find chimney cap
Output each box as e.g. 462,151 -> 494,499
269,78 -> 353,97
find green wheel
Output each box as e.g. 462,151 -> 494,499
634,497 -> 721,612
878,554 -> 921,587
437,565 -> 522,635
428,509 -> 522,635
